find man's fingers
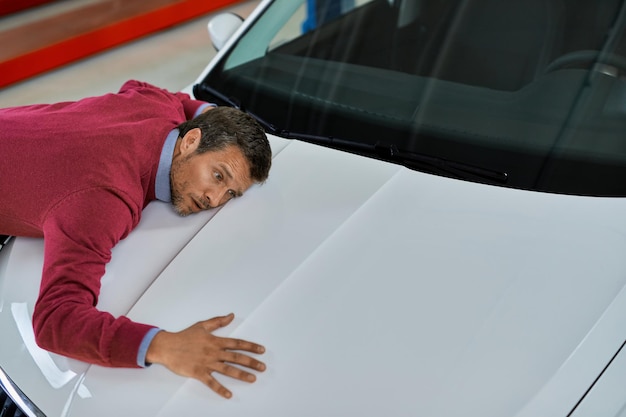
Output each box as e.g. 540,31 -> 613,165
220,350 -> 266,372
148,316 -> 267,398
222,337 -> 266,355
214,362 -> 258,383
204,374 -> 233,399
198,315 -> 266,357
201,313 -> 235,332
203,361 -> 260,399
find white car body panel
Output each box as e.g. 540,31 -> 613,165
1,135 -> 625,416
569,345 -> 626,417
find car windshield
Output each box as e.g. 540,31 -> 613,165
196,0 -> 626,196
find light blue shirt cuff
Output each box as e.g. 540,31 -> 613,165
194,102 -> 217,117
137,327 -> 162,367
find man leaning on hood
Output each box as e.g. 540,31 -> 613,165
0,80 -> 272,399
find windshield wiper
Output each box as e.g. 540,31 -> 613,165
377,142 -> 508,184
0,235 -> 12,252
287,133 -> 508,184
193,84 -> 508,184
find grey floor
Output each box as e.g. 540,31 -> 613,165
0,0 -> 259,108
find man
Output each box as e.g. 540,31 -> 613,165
0,80 -> 272,399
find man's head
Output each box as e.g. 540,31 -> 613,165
170,107 -> 271,216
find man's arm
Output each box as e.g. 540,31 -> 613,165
146,313 -> 266,399
34,188 -> 151,367
34,188 -> 265,396
117,80 -> 212,121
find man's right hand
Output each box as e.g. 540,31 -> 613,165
145,313 -> 266,399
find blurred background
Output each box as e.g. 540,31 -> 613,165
0,0 -> 259,107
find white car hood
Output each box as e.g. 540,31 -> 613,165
1,136 -> 626,417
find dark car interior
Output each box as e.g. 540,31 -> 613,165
275,0 -> 625,91
199,0 -> 626,196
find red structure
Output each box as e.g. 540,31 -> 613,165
0,0 -> 242,88
0,0 -> 55,16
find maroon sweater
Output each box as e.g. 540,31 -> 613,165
0,80 -> 206,367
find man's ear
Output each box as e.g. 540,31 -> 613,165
180,128 -> 201,156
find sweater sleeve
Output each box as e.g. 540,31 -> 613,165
118,79 -> 208,121
176,91 -> 208,120
33,187 -> 155,368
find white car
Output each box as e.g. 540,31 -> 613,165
2,0 -> 626,416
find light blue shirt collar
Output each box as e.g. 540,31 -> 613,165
155,129 -> 179,202
155,103 -> 215,202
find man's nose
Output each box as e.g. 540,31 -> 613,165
206,187 -> 228,208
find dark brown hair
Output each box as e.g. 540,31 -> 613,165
178,107 -> 271,183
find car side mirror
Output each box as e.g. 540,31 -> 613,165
208,13 -> 244,51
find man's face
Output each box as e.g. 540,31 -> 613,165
170,129 -> 253,216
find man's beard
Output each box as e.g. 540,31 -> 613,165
170,190 -> 188,216
170,154 -> 192,216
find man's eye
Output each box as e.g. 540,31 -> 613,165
214,171 -> 223,181
228,190 -> 236,199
